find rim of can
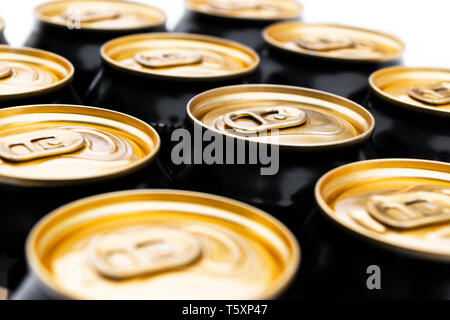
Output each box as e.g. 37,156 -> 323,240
0,45 -> 74,101
26,189 -> 301,300
34,0 -> 166,32
369,66 -> 450,117
185,0 -> 303,22
315,158 -> 450,262
263,22 -> 405,63
0,104 -> 160,187
187,84 -> 375,150
101,32 -> 260,82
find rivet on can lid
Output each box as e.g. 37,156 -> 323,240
134,51 -> 204,69
408,82 -> 450,105
0,129 -> 85,162
0,62 -> 12,79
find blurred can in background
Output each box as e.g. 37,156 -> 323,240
261,22 -> 405,102
173,84 -> 375,234
300,159 -> 450,299
25,0 -> 166,98
0,18 -> 7,44
0,104 -> 163,292
367,66 -> 450,161
86,32 -> 260,130
174,0 -> 303,50
0,46 -> 80,107
12,189 -> 300,300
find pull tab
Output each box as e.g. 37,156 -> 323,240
134,52 -> 204,68
209,0 -> 270,10
296,35 -> 354,51
87,227 -> 202,280
0,129 -> 85,162
408,82 -> 450,105
61,9 -> 120,23
223,106 -> 307,134
366,189 -> 450,229
0,62 -> 12,79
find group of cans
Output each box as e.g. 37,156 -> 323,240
0,0 -> 448,300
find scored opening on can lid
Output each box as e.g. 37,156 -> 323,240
0,45 -> 74,101
0,105 -> 160,186
369,66 -> 450,117
263,22 -> 405,63
186,0 -> 303,21
187,84 -> 375,150
26,189 -> 300,300
101,33 -> 260,81
315,159 -> 450,262
34,0 -> 166,31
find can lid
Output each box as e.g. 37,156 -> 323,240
0,105 -> 160,186
186,0 -> 302,21
263,22 -> 405,63
27,189 -> 300,299
188,84 -> 375,150
35,0 -> 166,31
316,159 -> 450,262
0,45 -> 74,101
369,66 -> 450,117
102,33 -> 259,81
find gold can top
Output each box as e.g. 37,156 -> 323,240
188,84 -> 375,150
27,189 -> 300,300
316,159 -> 450,262
35,0 -> 166,31
0,105 -> 160,187
370,66 -> 450,117
186,0 -> 302,21
263,22 -> 405,63
101,33 -> 259,81
0,45 -> 74,101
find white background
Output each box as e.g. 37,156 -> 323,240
1,0 -> 449,68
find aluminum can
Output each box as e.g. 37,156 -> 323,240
25,0 -> 166,98
12,189 -> 300,300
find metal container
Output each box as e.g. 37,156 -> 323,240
174,0 -> 303,50
12,189 -> 300,300
0,18 -> 7,44
260,22 -> 405,102
25,0 -> 166,98
173,84 -> 375,232
367,66 -> 450,161
300,159 -> 450,299
0,104 -> 163,294
86,32 -> 260,130
0,46 -> 80,107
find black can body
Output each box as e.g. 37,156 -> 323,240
25,23 -> 166,99
171,124 -> 377,232
0,161 -> 169,294
86,66 -> 259,130
364,92 -> 450,162
0,84 -> 81,108
260,47 -> 399,102
0,29 -> 7,45
174,11 -> 283,51
299,209 -> 450,299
